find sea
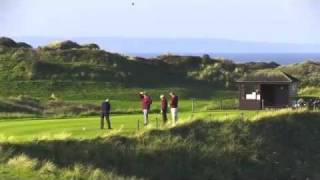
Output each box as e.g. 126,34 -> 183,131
128,53 -> 320,65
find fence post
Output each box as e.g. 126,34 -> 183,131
241,112 -> 244,120
156,117 -> 159,128
137,119 -> 140,131
220,99 -> 223,110
235,99 -> 238,109
192,98 -> 195,113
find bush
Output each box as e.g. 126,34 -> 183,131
7,154 -> 39,170
44,40 -> 81,50
82,43 -> 100,50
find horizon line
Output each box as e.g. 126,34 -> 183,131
5,35 -> 320,46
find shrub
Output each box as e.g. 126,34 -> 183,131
39,161 -> 58,178
88,168 -> 106,180
7,154 -> 39,170
82,43 -> 100,50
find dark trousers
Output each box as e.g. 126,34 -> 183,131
161,111 -> 168,124
101,113 -> 111,129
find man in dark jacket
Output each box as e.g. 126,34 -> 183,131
160,95 -> 168,124
101,99 -> 111,129
169,92 -> 179,125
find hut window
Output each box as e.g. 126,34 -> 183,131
246,92 -> 260,100
244,84 -> 260,100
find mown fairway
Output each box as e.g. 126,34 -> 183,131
0,110 -> 260,142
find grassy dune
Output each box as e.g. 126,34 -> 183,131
0,109 -> 319,180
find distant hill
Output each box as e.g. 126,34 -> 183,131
0,37 -> 32,48
0,37 -> 319,89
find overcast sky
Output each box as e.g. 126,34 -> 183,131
1,0 -> 320,44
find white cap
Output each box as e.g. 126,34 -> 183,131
160,95 -> 164,99
105,98 -> 109,102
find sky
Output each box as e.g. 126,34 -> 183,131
0,0 -> 320,44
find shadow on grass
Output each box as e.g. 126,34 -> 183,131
1,111 -> 320,180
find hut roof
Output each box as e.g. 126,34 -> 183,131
237,69 -> 299,83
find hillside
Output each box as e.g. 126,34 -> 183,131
0,37 -> 319,101
0,37 -> 291,85
0,110 -> 319,180
279,61 -> 320,87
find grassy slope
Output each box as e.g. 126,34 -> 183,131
0,47 -> 238,115
299,86 -> 320,97
0,110 -> 319,180
279,61 -> 320,87
280,61 -> 320,98
0,45 -> 278,101
0,41 -> 319,98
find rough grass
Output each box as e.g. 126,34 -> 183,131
0,110 -> 319,180
299,86 -> 320,97
1,158 -> 140,180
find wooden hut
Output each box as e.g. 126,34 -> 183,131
237,70 -> 299,110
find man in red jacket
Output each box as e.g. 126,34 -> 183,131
160,95 -> 168,124
139,92 -> 152,125
169,92 -> 179,125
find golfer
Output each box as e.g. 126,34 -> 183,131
139,92 -> 152,125
160,95 -> 168,124
101,98 -> 111,129
169,92 -> 179,125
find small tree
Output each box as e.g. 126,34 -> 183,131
202,54 -> 211,61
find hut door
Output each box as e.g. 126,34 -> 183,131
261,84 -> 289,107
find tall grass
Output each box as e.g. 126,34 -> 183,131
3,154 -> 142,180
1,110 -> 319,179
251,108 -> 310,121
